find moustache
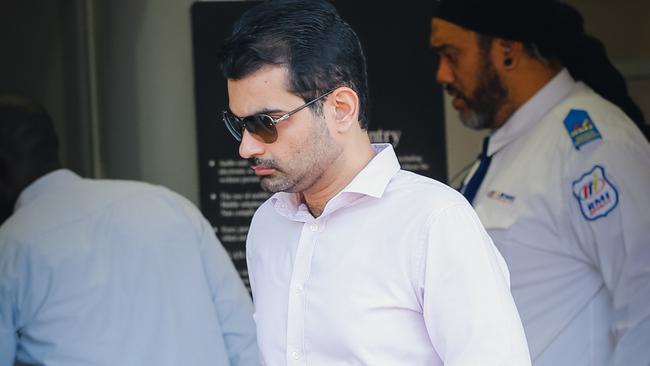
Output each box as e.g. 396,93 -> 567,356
443,83 -> 460,96
248,157 -> 277,169
443,84 -> 470,103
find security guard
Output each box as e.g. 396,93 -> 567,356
430,0 -> 650,365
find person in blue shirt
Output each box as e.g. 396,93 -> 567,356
0,93 -> 259,366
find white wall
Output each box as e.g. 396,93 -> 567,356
94,0 -> 199,203
570,0 -> 650,122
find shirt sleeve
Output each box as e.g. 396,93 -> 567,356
0,238 -> 18,366
421,202 -> 532,365
198,217 -> 259,366
565,137 -> 650,366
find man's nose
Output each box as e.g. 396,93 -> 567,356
435,58 -> 455,86
238,130 -> 265,159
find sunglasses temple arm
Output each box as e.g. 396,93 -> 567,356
278,89 -> 335,122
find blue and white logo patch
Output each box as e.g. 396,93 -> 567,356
563,109 -> 602,150
572,165 -> 618,221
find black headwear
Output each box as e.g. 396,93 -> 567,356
436,0 -> 554,45
435,0 -> 647,135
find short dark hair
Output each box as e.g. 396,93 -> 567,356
218,0 -> 370,128
0,93 -> 61,186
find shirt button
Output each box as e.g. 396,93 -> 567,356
309,223 -> 318,232
292,351 -> 301,360
295,285 -> 304,294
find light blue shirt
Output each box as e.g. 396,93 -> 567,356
0,169 -> 258,366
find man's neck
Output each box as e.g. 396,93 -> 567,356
494,62 -> 562,129
302,136 -> 375,218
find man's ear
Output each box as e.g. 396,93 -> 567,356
493,38 -> 524,71
329,87 -> 359,133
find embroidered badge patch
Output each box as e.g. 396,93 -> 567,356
487,190 -> 516,204
572,165 -> 618,221
563,109 -> 602,150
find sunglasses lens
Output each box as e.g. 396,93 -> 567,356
245,115 -> 278,143
223,111 -> 243,141
222,111 -> 278,143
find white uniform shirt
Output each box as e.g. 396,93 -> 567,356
466,69 -> 650,366
246,144 -> 531,366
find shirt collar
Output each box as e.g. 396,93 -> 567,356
14,169 -> 80,211
342,143 -> 400,197
271,143 -> 400,219
488,68 -> 576,156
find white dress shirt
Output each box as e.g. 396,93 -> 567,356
0,169 -> 258,366
246,144 -> 531,366
465,69 -> 650,365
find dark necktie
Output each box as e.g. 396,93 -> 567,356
461,136 -> 492,205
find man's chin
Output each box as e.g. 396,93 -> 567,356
260,176 -> 292,193
460,110 -> 492,130
259,179 -> 277,193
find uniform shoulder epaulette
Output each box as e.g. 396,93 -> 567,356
563,109 -> 602,150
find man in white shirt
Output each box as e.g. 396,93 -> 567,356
430,0 -> 650,365
218,1 -> 531,365
0,94 -> 259,366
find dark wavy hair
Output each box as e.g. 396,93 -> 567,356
218,0 -> 370,128
0,93 -> 61,221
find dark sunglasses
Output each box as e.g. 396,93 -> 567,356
222,89 -> 334,143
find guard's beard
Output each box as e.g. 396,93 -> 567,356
459,107 -> 492,130
454,58 -> 508,131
